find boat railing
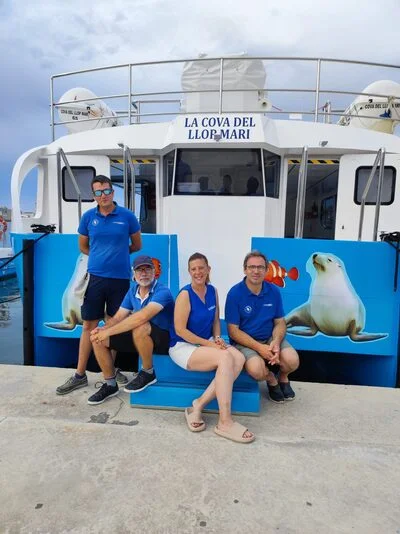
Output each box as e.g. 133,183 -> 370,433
358,147 -> 386,242
49,56 -> 400,140
294,146 -> 309,238
57,148 -> 82,232
118,144 -> 136,212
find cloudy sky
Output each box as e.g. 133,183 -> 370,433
1,0 -> 399,209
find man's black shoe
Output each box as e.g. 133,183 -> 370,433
279,381 -> 295,401
87,383 -> 119,405
124,370 -> 157,393
267,383 -> 285,403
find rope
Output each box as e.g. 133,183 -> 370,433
1,224 -> 56,270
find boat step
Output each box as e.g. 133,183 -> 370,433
128,379 -> 260,415
129,354 -> 260,415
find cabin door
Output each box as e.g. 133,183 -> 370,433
284,158 -> 339,239
110,157 -> 158,234
335,154 -> 400,241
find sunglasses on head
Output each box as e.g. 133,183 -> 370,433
93,188 -> 113,197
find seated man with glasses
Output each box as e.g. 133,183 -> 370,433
225,251 -> 299,403
56,174 -> 142,396
88,255 -> 174,404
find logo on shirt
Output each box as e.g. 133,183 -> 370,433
244,305 -> 252,314
263,303 -> 273,307
92,219 -> 99,226
112,221 -> 125,225
208,305 -> 216,311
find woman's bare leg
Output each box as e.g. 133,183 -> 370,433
186,346 -> 252,437
192,346 -> 244,412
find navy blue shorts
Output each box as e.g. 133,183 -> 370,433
81,274 -> 130,321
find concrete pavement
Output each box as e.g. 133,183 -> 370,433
1,364 -> 400,533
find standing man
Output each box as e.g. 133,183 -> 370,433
56,175 -> 142,395
87,255 -> 174,405
225,251 -> 299,403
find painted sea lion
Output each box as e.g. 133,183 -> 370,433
285,253 -> 387,342
44,253 -> 89,330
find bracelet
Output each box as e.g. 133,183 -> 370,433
215,335 -> 221,340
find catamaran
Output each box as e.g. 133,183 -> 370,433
9,55 -> 400,390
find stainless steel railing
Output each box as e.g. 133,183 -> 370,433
294,146 -> 309,238
118,144 -> 136,212
49,56 -> 400,140
358,148 -> 386,242
57,148 -> 82,232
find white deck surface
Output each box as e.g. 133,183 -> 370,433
1,364 -> 400,533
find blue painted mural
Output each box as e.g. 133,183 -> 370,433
252,237 -> 400,387
12,232 -> 179,367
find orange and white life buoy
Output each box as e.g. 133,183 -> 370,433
0,216 -> 7,239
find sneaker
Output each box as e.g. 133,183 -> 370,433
56,374 -> 88,395
267,383 -> 285,403
279,381 -> 295,401
124,369 -> 157,393
115,368 -> 129,385
87,383 -> 119,405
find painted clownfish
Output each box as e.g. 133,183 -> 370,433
264,260 -> 299,288
152,258 -> 162,279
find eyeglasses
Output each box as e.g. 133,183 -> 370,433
93,188 -> 113,197
134,266 -> 154,274
246,265 -> 266,271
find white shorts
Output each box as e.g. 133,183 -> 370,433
169,342 -> 199,370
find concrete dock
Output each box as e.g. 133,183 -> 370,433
1,364 -> 400,534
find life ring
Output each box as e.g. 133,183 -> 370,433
0,216 -> 7,239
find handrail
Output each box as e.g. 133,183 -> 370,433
294,146 -> 309,238
58,148 -> 82,224
373,148 -> 386,241
118,143 -> 136,213
49,56 -> 400,140
357,148 -> 385,241
314,59 -> 321,122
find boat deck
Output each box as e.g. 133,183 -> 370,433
1,364 -> 400,533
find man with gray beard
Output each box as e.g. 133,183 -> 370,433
88,255 -> 174,405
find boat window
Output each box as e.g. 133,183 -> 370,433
62,166 -> 96,202
165,149 -> 269,196
320,195 -> 337,230
263,151 -> 280,198
163,150 -> 175,197
354,166 -> 396,205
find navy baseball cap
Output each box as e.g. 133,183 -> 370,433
133,255 -> 154,270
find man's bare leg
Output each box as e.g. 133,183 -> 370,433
76,319 -> 99,375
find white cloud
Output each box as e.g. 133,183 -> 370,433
1,0 -> 400,204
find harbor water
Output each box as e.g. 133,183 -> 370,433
0,276 -> 23,364
1,229 -> 23,364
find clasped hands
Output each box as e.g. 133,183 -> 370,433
208,336 -> 228,350
258,341 -> 280,365
90,326 -> 108,345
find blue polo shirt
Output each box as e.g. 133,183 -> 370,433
120,279 -> 174,331
225,279 -> 284,341
78,203 -> 140,279
170,284 -> 217,347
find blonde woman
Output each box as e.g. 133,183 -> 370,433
169,253 -> 255,444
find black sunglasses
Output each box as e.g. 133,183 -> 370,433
93,188 -> 113,197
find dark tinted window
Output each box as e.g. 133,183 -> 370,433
354,166 -> 396,205
264,152 -> 280,198
62,167 -> 95,202
163,150 -> 175,197
171,149 -> 264,196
